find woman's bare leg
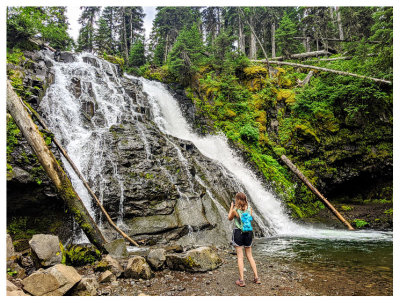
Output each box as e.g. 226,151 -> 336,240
235,246 -> 244,281
245,247 -> 259,279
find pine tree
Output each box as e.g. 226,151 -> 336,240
128,38 -> 146,67
77,6 -> 100,52
275,11 -> 299,57
167,23 -> 205,85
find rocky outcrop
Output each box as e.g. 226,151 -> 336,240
29,234 -> 62,268
69,277 -> 99,296
165,246 -> 222,272
21,264 -> 81,296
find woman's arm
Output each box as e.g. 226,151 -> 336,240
228,202 -> 239,221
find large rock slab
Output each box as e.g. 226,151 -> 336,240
22,264 -> 81,296
29,234 -> 62,267
166,246 -> 222,272
124,256 -> 153,280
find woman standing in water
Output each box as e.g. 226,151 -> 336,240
228,192 -> 261,287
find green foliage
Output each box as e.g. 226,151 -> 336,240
275,11 -> 301,56
341,205 -> 353,211
167,23 -> 206,86
7,7 -> 74,50
63,244 -> 102,266
239,124 -> 259,142
103,53 -> 125,70
7,268 -> 18,277
353,219 -> 369,229
6,116 -> 21,160
128,39 -> 146,67
384,208 -> 393,216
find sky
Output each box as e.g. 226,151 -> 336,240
66,6 -> 156,42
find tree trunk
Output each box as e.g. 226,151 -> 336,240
249,15 -> 257,59
238,8 -> 271,76
281,155 -> 354,230
251,59 -> 392,84
271,50 -> 331,61
306,36 -> 311,52
238,14 -> 246,54
271,22 -> 276,58
122,7 -> 129,63
6,81 -> 107,251
336,7 -> 344,40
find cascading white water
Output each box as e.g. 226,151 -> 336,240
136,77 -> 392,242
39,52 -> 147,239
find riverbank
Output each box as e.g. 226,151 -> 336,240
75,245 -> 393,296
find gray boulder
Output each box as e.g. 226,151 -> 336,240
124,256 -> 153,280
22,264 -> 81,296
166,246 -> 222,272
147,248 -> 166,270
29,234 -> 62,267
103,255 -> 124,277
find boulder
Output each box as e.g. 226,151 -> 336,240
165,246 -> 222,272
22,264 -> 81,296
104,238 -> 128,258
147,248 -> 166,270
98,270 -> 115,284
69,277 -> 99,296
103,255 -> 124,277
6,234 -> 15,259
6,280 -> 29,296
124,256 -> 153,280
29,234 -> 62,267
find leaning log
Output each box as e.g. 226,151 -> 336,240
24,103 -> 139,247
251,59 -> 392,85
281,155 -> 354,230
7,80 -> 108,251
297,70 -> 314,87
271,50 -> 331,61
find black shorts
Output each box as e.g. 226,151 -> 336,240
232,229 -> 253,247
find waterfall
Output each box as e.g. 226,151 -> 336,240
38,50 -> 391,244
135,77 -> 392,242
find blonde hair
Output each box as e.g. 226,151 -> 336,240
235,192 -> 248,211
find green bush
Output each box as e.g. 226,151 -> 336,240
239,123 -> 259,143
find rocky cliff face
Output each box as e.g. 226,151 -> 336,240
7,50 -> 266,248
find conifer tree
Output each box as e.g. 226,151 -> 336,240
77,6 -> 100,52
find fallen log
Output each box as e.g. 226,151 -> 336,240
271,50 -> 331,61
293,37 -> 384,44
7,80 -> 108,251
251,59 -> 392,84
281,155 -> 354,230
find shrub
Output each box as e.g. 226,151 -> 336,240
239,124 -> 259,143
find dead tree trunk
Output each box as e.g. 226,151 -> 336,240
7,80 -> 108,251
271,22 -> 276,58
238,7 -> 271,77
297,70 -> 314,87
271,50 -> 331,61
281,155 -> 354,230
252,59 -> 392,84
